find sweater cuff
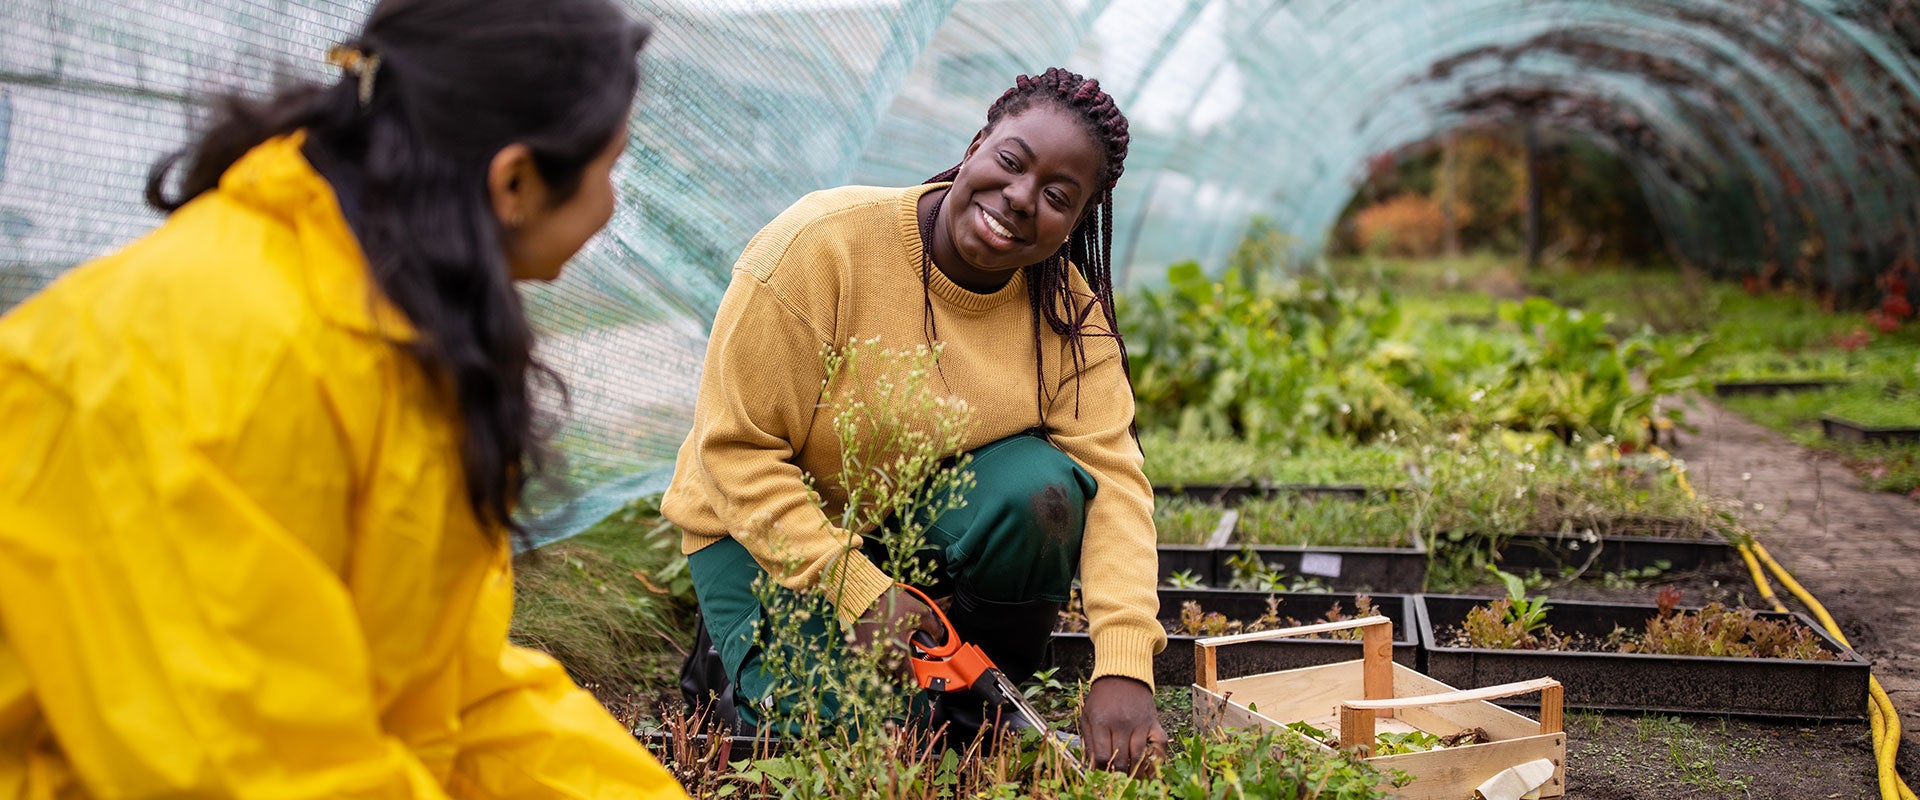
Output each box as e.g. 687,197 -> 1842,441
821,550 -> 896,625
1090,626 -> 1164,691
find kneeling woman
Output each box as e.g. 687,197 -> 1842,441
663,68 -> 1165,772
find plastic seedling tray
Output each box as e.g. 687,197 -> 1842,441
1217,508 -> 1428,594
1151,481 -> 1267,507
1711,379 -> 1848,398
1155,502 -> 1237,586
1416,595 -> 1871,720
1821,414 -> 1920,445
1046,589 -> 1418,688
1496,529 -> 1737,575
1268,482 -> 1373,501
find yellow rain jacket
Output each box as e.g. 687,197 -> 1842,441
0,135 -> 685,799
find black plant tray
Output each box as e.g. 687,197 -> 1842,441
1218,517 -> 1428,594
1158,544 -> 1221,586
1712,379 -> 1848,397
1151,482 -> 1265,506
1497,530 -> 1738,575
1822,414 -> 1920,445
1155,506 -> 1237,586
1416,594 -> 1870,720
1267,482 -> 1374,501
1047,589 -> 1418,688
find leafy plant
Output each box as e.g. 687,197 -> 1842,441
1167,595 -> 1379,639
1162,570 -> 1205,590
1826,391 -> 1920,429
1601,560 -> 1671,589
1620,602 -> 1835,661
1225,546 -> 1329,593
1282,721 -> 1476,756
1458,599 -> 1550,650
1490,566 -> 1552,635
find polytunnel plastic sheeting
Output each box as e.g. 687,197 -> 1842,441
2,1 -> 1917,547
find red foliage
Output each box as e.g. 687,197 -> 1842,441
1833,328 -> 1873,351
1655,586 -> 1683,618
1353,194 -> 1449,257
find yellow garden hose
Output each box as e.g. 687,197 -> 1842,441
1739,541 -> 1917,800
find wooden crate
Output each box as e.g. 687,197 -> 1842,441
1192,616 -> 1567,800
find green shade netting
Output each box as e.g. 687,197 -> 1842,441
3,0 -> 1916,546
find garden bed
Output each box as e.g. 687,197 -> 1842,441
1218,496 -> 1427,593
1047,589 -> 1417,688
1496,530 -> 1738,575
1711,379 -> 1848,398
1821,414 -> 1920,445
1150,482 -> 1264,506
1267,482 -> 1374,501
1153,495 -> 1237,586
1214,541 -> 1428,594
1415,594 -> 1870,719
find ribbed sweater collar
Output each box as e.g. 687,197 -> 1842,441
899,182 -> 1028,314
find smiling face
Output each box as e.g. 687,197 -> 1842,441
930,102 -> 1106,291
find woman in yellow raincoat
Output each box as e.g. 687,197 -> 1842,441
0,0 -> 684,796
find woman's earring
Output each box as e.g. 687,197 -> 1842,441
506,211 -> 526,229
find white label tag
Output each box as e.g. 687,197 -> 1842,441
1299,553 -> 1344,578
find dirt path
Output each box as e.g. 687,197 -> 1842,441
1670,394 -> 1920,776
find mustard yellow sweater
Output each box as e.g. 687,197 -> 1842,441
662,183 -> 1164,686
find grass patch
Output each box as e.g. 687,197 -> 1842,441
1826,392 -> 1920,429
510,499 -> 697,715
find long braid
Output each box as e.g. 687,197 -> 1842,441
922,67 -> 1133,431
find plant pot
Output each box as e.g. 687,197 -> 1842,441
1496,530 -> 1737,575
1821,414 -> 1920,445
1416,594 -> 1870,719
1711,379 -> 1847,398
1046,589 -> 1419,688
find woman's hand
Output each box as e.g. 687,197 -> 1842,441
846,585 -> 946,680
1080,676 -> 1167,775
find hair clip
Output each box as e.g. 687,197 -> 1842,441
325,44 -> 381,108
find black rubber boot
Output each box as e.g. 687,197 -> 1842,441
678,613 -> 748,735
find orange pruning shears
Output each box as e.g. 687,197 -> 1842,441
895,583 -> 1084,774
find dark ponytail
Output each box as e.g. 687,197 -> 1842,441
147,0 -> 652,546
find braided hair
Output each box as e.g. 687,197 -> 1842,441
924,67 -> 1132,426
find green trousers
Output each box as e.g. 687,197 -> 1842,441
688,431 -> 1095,730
